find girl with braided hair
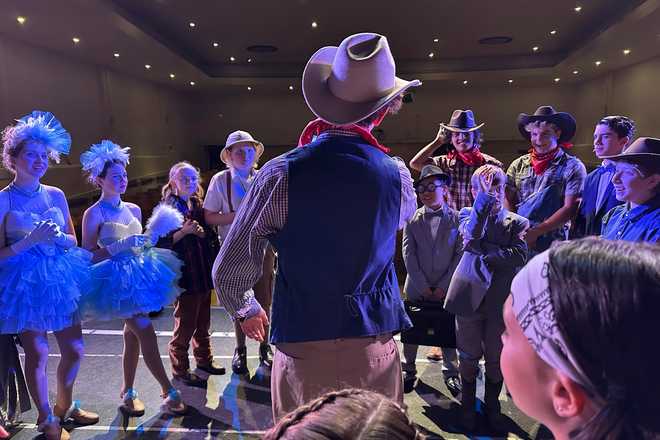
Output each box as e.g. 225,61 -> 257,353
501,238 -> 660,439
262,388 -> 423,440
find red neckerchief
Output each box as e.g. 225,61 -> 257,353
297,119 -> 390,154
446,147 -> 485,167
530,146 -> 560,175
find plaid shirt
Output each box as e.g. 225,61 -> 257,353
432,153 -> 503,210
213,130 -> 418,319
506,149 -> 587,243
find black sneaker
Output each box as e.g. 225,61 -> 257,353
197,361 -> 226,375
259,343 -> 273,368
444,376 -> 462,398
173,372 -> 207,387
232,347 -> 249,375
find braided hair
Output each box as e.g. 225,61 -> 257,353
263,388 -> 424,440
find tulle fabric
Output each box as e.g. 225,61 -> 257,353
0,247 -> 92,334
80,247 -> 183,321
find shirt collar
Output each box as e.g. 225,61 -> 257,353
625,194 -> 660,220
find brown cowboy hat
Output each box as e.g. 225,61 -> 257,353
517,105 -> 576,143
302,33 -> 421,125
601,137 -> 660,168
440,109 -> 484,133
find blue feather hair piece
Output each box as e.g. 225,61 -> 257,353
1,110 -> 71,169
80,140 -> 130,182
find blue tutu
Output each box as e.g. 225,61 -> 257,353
80,247 -> 183,321
0,246 -> 92,334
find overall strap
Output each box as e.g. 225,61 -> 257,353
225,171 -> 234,212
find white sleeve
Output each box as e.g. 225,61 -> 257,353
203,174 -> 224,212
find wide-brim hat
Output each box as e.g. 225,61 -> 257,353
220,130 -> 264,165
601,137 -> 660,165
517,105 -> 576,143
440,109 -> 484,133
415,164 -> 451,187
302,32 -> 422,126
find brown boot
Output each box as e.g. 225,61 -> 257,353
54,401 -> 99,426
120,388 -> 145,417
459,377 -> 477,432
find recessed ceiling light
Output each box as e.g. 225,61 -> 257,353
508,79 -> 514,84
595,60 -> 602,66
145,64 -> 151,69
433,38 -> 439,43
16,16 -> 26,25
213,42 -> 220,47
247,86 -> 252,91
463,80 -> 469,85
554,77 -> 561,82
532,46 -> 540,52
113,52 -> 120,58
247,58 -> 252,63
189,81 -> 195,86
573,69 -> 579,74
289,85 -> 294,91
229,56 -> 236,62
189,22 -> 196,28
623,49 -> 631,55
311,21 -> 318,28
574,6 -> 582,12
169,73 -> 176,79
72,37 -> 80,44
550,30 -> 557,35
428,52 -> 434,59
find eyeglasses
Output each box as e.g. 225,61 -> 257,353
415,183 -> 445,194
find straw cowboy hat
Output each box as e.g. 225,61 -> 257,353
517,105 -> 576,143
302,32 -> 421,125
440,109 -> 484,133
220,130 -> 264,165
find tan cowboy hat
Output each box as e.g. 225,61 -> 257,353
602,137 -> 660,170
440,109 -> 484,133
220,130 -> 264,165
302,32 -> 422,126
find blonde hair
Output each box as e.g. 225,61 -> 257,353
524,120 -> 561,137
161,161 -> 204,201
470,164 -> 506,189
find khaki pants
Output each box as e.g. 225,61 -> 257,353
271,334 -> 403,421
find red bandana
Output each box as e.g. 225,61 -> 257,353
530,146 -> 560,175
446,148 -> 485,167
297,119 -> 390,154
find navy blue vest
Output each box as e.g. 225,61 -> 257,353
269,134 -> 412,344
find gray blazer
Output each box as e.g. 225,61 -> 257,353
402,206 -> 462,302
444,192 -> 529,317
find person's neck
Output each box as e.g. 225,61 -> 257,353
426,203 -> 444,212
232,167 -> 250,178
100,193 -> 122,207
12,174 -> 40,192
533,143 -> 558,155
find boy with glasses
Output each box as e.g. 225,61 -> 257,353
401,165 -> 462,397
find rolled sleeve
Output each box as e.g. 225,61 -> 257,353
203,174 -> 224,212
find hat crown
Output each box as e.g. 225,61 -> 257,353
533,106 -> 558,117
447,109 -> 478,129
626,137 -> 660,155
225,130 -> 256,148
326,33 -> 397,104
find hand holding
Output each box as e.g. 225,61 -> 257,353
106,234 -> 148,256
239,308 -> 269,342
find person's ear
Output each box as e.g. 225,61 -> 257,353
549,371 -> 589,419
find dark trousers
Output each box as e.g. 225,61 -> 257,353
169,292 -> 213,376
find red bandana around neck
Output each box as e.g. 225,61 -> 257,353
446,147 -> 485,167
529,146 -> 560,175
297,119 -> 390,154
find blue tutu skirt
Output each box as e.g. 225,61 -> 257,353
80,247 -> 183,321
0,246 -> 92,334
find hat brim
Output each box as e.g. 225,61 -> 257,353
302,46 -> 421,126
601,152 -> 660,162
439,122 -> 485,133
517,112 -> 576,143
414,172 -> 451,187
220,140 -> 264,165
